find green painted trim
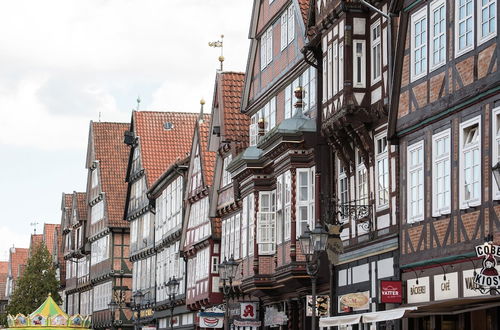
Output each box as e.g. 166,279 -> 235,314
401,252 -> 476,269
397,86 -> 500,137
404,0 -> 422,12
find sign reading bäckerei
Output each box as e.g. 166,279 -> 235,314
474,243 -> 500,287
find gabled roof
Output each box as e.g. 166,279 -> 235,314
9,247 -> 29,279
0,261 -> 8,301
61,193 -> 73,230
42,224 -> 58,258
199,114 -> 216,187
131,111 -> 199,187
30,234 -> 43,251
75,192 -> 88,222
90,122 -> 130,227
219,72 -> 248,144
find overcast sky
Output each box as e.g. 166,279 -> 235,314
0,0 -> 252,260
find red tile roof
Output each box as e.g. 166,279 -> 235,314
199,115 -> 217,187
0,261 -> 8,301
298,0 -> 310,26
219,72 -> 248,150
62,193 -> 73,230
42,223 -> 58,259
133,111 -> 199,187
75,192 -> 88,222
30,234 -> 43,251
91,122 -> 130,228
9,247 -> 29,279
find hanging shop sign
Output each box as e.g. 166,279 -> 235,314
433,272 -> 458,301
306,295 -> 330,317
240,302 -> 258,320
463,269 -> 489,297
264,306 -> 288,327
199,310 -> 224,329
474,243 -> 500,287
338,291 -> 370,313
407,277 -> 430,304
380,280 -> 402,303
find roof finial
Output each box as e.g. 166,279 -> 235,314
136,96 -> 141,111
98,111 -> 101,122
199,98 -> 205,124
208,34 -> 224,71
30,222 -> 39,235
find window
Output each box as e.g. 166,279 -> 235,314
479,0 -> 497,43
492,107 -> 500,199
191,145 -> 202,192
260,26 -> 273,70
249,97 -> 277,144
432,129 -> 451,216
375,134 -> 389,209
280,6 -> 295,50
327,45 -> 333,99
322,50 -> 327,103
338,161 -> 349,222
429,1 -> 447,70
257,191 -> 276,255
407,141 -> 424,223
241,194 -> 254,257
93,281 -> 112,311
455,0 -> 474,56
297,167 -> 315,236
371,21 -> 382,83
234,214 -> 241,259
131,220 -> 138,245
333,40 -> 339,95
90,235 -> 109,265
284,67 -> 316,118
90,168 -> 99,198
353,40 -> 366,88
186,197 -> 210,245
250,115 -> 258,146
411,8 -> 427,80
142,212 -> 150,240
460,117 -> 481,208
129,176 -> 146,212
222,155 -> 233,187
275,172 -> 291,244
90,201 -> 104,224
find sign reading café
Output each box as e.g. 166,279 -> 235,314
474,243 -> 500,287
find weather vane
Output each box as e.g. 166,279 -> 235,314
136,96 -> 141,111
208,34 -> 224,71
30,222 -> 39,234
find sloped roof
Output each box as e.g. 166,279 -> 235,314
42,224 -> 58,258
9,247 -> 29,279
30,234 -> 43,251
133,111 -> 199,187
62,193 -> 73,230
75,192 -> 87,222
0,261 -> 8,300
199,115 -> 216,187
219,72 -> 248,145
91,122 -> 130,227
298,0 -> 310,26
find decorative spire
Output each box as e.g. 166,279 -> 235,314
136,96 -> 141,111
199,98 -> 205,124
208,34 -> 224,71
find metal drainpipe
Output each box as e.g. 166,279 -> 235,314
357,0 -> 393,112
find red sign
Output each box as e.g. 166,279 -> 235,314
380,280 -> 402,303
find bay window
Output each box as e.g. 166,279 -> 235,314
276,171 -> 292,243
296,167 -> 315,236
257,191 -> 276,255
353,40 -> 366,88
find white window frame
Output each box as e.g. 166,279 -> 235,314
375,133 -> 389,210
260,26 -> 273,70
407,141 -> 425,223
222,154 -> 232,187
455,0 -> 474,57
492,107 -> 500,200
296,167 -> 315,237
333,40 -> 339,96
327,45 -> 333,100
430,0 -> 446,71
459,116 -> 481,208
287,6 -> 295,44
257,191 -> 276,255
478,0 -> 497,44
371,20 -> 382,84
356,150 -> 368,206
411,7 -> 428,81
338,160 -> 349,222
432,129 -> 451,216
280,12 -> 288,51
353,40 -> 366,88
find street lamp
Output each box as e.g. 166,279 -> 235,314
218,256 -> 239,330
166,277 -> 180,330
108,300 -> 118,330
298,224 -> 329,330
132,290 -> 144,330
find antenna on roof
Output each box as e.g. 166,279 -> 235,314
199,98 -> 205,124
30,222 -> 39,235
208,34 -> 224,71
98,112 -> 101,122
136,96 -> 141,111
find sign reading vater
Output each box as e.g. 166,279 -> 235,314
380,280 -> 402,303
474,243 -> 500,287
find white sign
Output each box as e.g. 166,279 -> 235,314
474,243 -> 500,287
433,272 -> 458,301
240,302 -> 258,320
407,277 -> 430,304
463,269 -> 492,297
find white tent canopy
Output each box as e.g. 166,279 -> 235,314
319,307 -> 418,328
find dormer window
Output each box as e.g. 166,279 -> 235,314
131,147 -> 141,174
191,145 -> 202,192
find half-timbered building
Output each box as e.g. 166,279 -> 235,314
225,0 -> 327,328
180,109 -> 221,320
390,0 -> 499,328
85,121 -> 132,329
124,111 -> 197,329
